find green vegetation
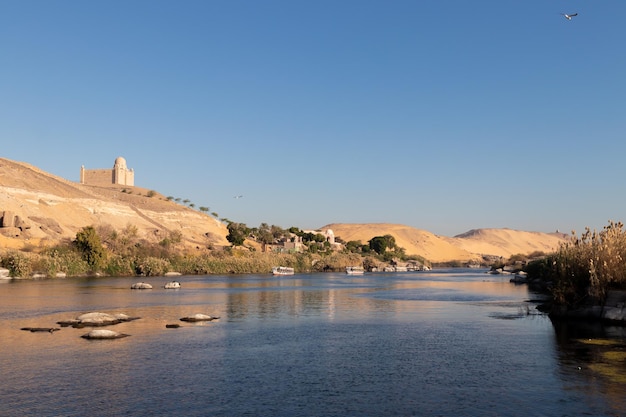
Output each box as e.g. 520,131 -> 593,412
0,223 -> 378,277
73,226 -> 107,271
0,223 -> 429,278
226,222 -> 250,246
526,221 -> 626,308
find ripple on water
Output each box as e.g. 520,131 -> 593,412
361,287 -> 512,302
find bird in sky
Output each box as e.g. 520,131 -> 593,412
561,13 -> 578,20
234,195 -> 243,199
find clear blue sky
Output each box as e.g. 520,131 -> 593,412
2,1 -> 624,237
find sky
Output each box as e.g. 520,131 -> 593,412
1,1 -> 625,237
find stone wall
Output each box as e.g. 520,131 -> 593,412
80,157 -> 134,187
80,168 -> 114,187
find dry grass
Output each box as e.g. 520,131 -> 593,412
550,221 -> 626,306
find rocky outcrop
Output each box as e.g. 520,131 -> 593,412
28,216 -> 63,235
1,210 -> 15,227
0,211 -> 31,237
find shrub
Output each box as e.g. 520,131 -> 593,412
135,256 -> 170,276
40,247 -> 89,276
104,255 -> 136,277
1,251 -> 33,277
74,226 -> 107,271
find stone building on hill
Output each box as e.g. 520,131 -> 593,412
80,157 -> 134,187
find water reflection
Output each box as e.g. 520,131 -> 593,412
1,270 -> 625,416
552,319 -> 626,414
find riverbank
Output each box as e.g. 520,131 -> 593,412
546,290 -> 626,324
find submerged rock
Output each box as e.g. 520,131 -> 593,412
131,282 -> 153,289
57,312 -> 140,328
165,324 -> 181,328
21,327 -> 60,333
81,329 -> 129,340
179,313 -> 220,322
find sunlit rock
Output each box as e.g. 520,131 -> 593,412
131,282 -> 153,289
57,312 -> 140,327
164,281 -> 181,289
81,329 -> 129,340
180,313 -> 220,322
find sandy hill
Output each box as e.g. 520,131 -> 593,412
0,158 -> 229,250
323,223 -> 568,263
0,158 -> 569,262
447,228 -> 569,260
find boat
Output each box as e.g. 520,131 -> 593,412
272,266 -> 295,276
345,266 -> 365,275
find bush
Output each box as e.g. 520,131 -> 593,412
1,251 -> 33,277
135,256 -> 170,276
104,255 -> 136,277
74,226 -> 107,271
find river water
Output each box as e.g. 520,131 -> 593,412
1,269 -> 625,416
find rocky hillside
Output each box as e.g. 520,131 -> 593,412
0,158 -> 229,250
0,158 -> 569,262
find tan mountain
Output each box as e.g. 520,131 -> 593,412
323,223 -> 568,263
0,158 -> 568,262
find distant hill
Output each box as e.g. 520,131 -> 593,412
322,223 -> 568,263
0,158 -> 569,262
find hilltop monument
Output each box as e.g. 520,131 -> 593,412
80,157 -> 134,187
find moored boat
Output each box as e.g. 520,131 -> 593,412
272,266 -> 295,276
345,266 -> 364,275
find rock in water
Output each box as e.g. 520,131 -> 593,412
57,312 -> 140,327
81,329 -> 129,339
21,327 -> 60,333
131,282 -> 153,289
180,313 -> 220,322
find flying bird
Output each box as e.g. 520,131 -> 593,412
234,195 -> 243,199
561,13 -> 578,20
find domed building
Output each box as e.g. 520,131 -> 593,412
80,157 -> 134,186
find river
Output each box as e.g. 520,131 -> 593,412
1,269 -> 625,416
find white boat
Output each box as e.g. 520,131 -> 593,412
272,266 -> 295,276
345,266 -> 364,275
